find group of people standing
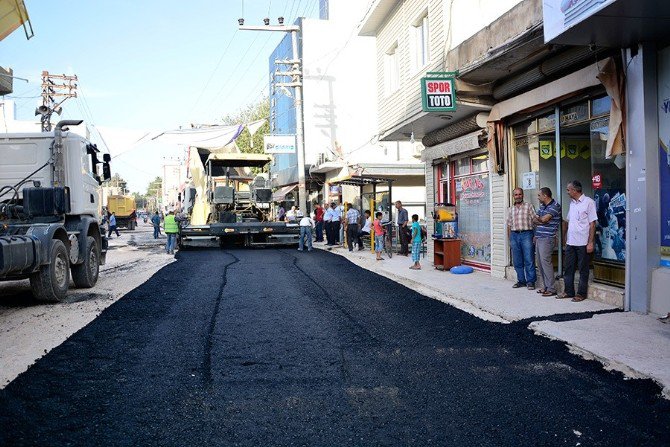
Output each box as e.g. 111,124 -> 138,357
507,180 -> 597,302
294,200 -> 424,270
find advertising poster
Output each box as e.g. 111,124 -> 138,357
594,189 -> 626,263
455,174 -> 491,264
659,47 -> 670,267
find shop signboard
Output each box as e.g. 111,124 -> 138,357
263,134 -> 296,154
658,47 -> 670,268
543,0 -> 617,43
421,73 -> 457,112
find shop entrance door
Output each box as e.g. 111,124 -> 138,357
512,96 -> 626,286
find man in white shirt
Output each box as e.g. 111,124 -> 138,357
559,180 -> 597,301
357,210 -> 372,251
298,214 -> 315,251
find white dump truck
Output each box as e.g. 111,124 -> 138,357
0,120 -> 111,302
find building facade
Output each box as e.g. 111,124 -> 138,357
269,0 -> 425,216
361,0 -> 670,314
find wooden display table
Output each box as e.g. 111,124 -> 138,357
433,238 -> 461,270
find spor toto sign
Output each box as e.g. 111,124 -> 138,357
421,75 -> 457,112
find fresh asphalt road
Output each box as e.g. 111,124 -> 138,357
1,248 -> 668,446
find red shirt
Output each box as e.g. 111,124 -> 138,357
315,206 -> 324,222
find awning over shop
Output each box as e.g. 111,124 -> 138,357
207,152 -> 272,168
329,176 -> 394,187
422,130 -> 487,163
379,100 -> 491,142
272,184 -> 297,202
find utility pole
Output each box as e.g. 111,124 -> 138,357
239,18 -> 307,213
37,71 -> 78,132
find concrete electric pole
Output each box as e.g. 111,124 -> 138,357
238,18 -> 307,213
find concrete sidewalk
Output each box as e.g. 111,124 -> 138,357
316,242 -> 670,397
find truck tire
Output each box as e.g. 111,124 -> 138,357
30,239 -> 70,303
71,236 -> 100,288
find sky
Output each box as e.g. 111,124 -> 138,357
2,0 -> 321,192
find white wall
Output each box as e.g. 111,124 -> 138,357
448,0 -> 524,50
302,3 -> 381,166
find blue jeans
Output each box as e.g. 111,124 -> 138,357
315,221 -> 323,241
299,226 -> 313,250
166,233 -> 177,253
153,225 -> 160,239
510,230 -> 536,285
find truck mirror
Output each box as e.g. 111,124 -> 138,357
103,153 -> 111,163
102,162 -> 111,181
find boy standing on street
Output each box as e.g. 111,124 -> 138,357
410,214 -> 422,270
373,212 -> 384,261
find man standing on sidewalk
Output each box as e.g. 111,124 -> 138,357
395,201 -> 410,256
314,203 -> 325,242
507,188 -> 537,290
559,180 -> 597,302
344,203 -> 361,252
533,187 -> 561,297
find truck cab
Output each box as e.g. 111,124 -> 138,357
0,120 -> 111,302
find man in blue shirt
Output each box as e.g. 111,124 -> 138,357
344,204 -> 361,252
533,187 -> 562,296
107,212 -> 120,238
151,211 -> 161,239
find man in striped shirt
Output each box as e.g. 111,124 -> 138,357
533,187 -> 562,297
507,188 -> 537,290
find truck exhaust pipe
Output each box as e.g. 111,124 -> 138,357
53,120 -> 84,187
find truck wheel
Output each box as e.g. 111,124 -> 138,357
30,239 -> 70,303
71,236 -> 100,288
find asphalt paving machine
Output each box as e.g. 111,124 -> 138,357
179,147 -> 300,247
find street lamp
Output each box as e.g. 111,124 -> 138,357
238,19 -> 307,213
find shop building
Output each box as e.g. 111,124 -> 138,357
363,0 -> 670,313
537,0 -> 670,314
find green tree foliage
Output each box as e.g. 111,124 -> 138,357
145,176 -> 162,197
105,173 -> 128,192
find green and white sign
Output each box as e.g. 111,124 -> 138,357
421,73 -> 457,112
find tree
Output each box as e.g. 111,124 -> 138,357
221,97 -> 270,156
145,176 -> 162,212
105,173 -> 128,193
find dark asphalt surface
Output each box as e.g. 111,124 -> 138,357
1,248 -> 669,446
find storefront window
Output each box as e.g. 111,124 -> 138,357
591,96 -> 611,117
451,154 -> 491,267
591,117 -> 626,264
510,96 -> 627,286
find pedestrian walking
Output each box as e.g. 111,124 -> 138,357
345,203 -> 361,252
409,214 -> 422,269
395,201 -> 410,256
373,212 -> 384,260
314,203 -> 325,242
559,180 -> 597,302
507,188 -> 537,289
151,211 -> 161,239
357,210 -> 372,251
533,187 -> 562,297
107,212 -> 120,238
298,214 -> 314,251
164,210 -> 179,255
